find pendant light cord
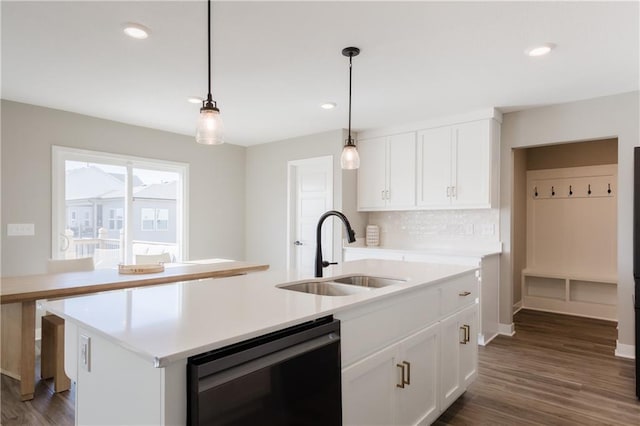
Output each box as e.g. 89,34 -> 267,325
207,0 -> 212,101
348,54 -> 353,144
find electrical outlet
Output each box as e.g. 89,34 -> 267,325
80,335 -> 91,372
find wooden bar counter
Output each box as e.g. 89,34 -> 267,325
0,259 -> 268,401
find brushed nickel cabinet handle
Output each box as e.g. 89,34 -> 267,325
381,190 -> 386,200
464,324 -> 470,343
459,291 -> 471,296
403,361 -> 411,386
460,326 -> 467,344
396,363 -> 406,388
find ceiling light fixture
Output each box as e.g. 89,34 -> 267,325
321,102 -> 337,110
123,23 -> 150,40
340,47 -> 360,170
525,43 -> 556,57
196,0 -> 224,145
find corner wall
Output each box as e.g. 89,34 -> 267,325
245,130 -> 366,272
500,91 -> 639,353
1,100 -> 247,276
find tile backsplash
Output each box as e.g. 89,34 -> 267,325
368,209 -> 500,249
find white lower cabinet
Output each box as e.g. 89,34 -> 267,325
440,304 -> 478,409
342,322 -> 439,426
340,271 -> 479,426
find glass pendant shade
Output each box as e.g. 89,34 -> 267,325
196,107 -> 224,145
341,143 -> 360,169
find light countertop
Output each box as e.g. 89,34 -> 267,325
45,260 -> 477,368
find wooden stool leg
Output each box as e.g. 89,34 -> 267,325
41,315 -> 55,379
53,319 -> 70,392
41,314 -> 71,392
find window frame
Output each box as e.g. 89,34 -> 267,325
52,146 -> 189,263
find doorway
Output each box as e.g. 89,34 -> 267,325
287,156 -> 333,274
512,138 -> 618,320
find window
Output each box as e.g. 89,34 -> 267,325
156,209 -> 169,230
141,208 -> 169,231
109,208 -> 124,230
53,146 -> 188,267
141,208 -> 155,231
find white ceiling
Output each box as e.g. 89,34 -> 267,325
2,1 -> 638,146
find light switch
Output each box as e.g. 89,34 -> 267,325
7,223 -> 35,236
80,335 -> 91,372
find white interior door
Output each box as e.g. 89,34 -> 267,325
288,156 -> 333,274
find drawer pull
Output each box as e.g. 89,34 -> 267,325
459,291 -> 471,296
396,363 -> 406,388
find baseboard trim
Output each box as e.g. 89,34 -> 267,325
0,368 -> 21,381
498,323 -> 515,337
615,342 -> 635,359
478,332 -> 498,346
513,301 -> 523,314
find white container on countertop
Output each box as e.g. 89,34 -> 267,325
366,225 -> 380,246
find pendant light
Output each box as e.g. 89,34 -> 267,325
341,46 -> 360,170
196,0 -> 224,145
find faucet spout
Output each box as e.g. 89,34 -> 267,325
315,210 -> 356,278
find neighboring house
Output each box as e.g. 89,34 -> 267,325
65,166 -> 176,243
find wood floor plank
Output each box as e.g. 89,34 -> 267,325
1,309 -> 639,425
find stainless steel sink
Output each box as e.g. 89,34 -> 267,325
331,275 -> 406,288
279,281 -> 372,296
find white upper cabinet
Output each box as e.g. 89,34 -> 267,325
356,110 -> 500,211
417,119 -> 496,209
357,132 -> 416,211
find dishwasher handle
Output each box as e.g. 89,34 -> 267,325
198,332 -> 340,392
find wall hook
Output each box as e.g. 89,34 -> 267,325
534,186 -> 538,197
607,183 -> 612,194
569,185 -> 573,196
588,184 -> 592,195
551,186 -> 555,196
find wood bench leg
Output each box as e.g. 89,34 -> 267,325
41,314 -> 71,393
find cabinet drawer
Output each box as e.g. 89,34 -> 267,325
440,272 -> 478,317
337,285 -> 440,367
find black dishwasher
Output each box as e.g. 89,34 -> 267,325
187,316 -> 341,425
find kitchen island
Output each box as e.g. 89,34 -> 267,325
46,259 -> 479,425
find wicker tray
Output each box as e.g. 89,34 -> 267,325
118,263 -> 165,274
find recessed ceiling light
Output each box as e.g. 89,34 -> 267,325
123,23 -> 150,40
525,43 -> 556,57
188,97 -> 204,104
321,102 -> 337,110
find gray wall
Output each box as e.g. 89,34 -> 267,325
500,91 -> 639,352
245,129 -> 366,271
1,100 -> 246,276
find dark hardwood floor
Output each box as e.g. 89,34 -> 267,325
435,309 -> 640,425
1,310 -> 638,425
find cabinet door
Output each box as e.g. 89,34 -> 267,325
396,322 -> 439,426
357,137 -> 387,210
439,310 -> 463,409
440,304 -> 478,409
387,132 -> 416,209
417,126 -> 452,208
452,120 -> 491,207
458,304 -> 478,388
342,344 -> 396,426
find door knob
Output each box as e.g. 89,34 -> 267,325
294,240 -> 303,246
